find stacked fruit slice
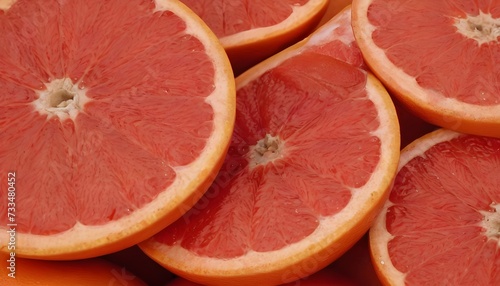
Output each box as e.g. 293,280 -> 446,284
1,0 -> 500,285
140,6 -> 400,285
351,0 -> 500,285
370,129 -> 500,285
352,0 -> 500,137
0,0 -> 235,259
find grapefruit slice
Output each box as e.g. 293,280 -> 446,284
0,0 -> 235,259
352,0 -> 500,138
0,254 -> 146,285
179,0 -> 329,75
370,129 -> 500,285
140,7 -> 400,286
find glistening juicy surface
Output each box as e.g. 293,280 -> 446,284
155,51 -> 381,258
179,0 -> 309,38
387,134 -> 500,285
0,0 -> 215,235
367,0 -> 500,105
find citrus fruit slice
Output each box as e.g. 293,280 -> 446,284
0,0 -> 235,259
352,0 -> 500,138
370,129 -> 500,285
140,7 -> 400,286
179,0 -> 329,75
0,254 -> 146,285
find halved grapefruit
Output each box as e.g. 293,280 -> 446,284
0,0 -> 235,259
370,129 -> 500,285
352,0 -> 500,138
179,0 -> 329,75
140,7 -> 400,286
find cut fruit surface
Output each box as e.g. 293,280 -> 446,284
0,254 -> 146,285
352,0 -> 500,138
370,129 -> 500,285
0,0 -> 235,259
140,7 -> 400,286
179,0 -> 329,74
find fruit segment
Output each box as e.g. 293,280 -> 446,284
141,6 -> 400,286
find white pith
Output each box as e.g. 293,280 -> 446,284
454,12 -> 500,45
0,0 -> 15,11
248,134 -> 285,169
0,0 -> 235,258
141,6 -> 401,283
480,203 -> 500,244
33,78 -> 90,121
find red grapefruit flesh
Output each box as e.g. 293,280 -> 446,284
352,0 -> 500,138
0,0 -> 235,259
140,7 -> 400,286
370,129 -> 500,285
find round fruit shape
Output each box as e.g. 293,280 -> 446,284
0,0 -> 235,259
371,129 -> 500,285
140,6 -> 400,286
352,0 -> 500,138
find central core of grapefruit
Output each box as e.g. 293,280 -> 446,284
34,78 -> 88,120
50,89 -> 74,108
481,203 -> 500,242
248,134 -> 284,168
454,12 -> 500,45
0,0 -> 16,11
